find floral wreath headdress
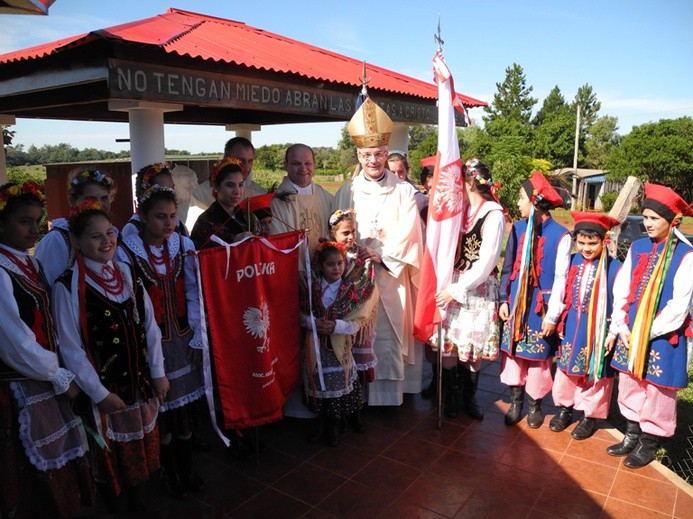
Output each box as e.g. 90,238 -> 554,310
210,156 -> 242,185
138,184 -> 177,205
138,162 -> 172,191
464,158 -> 505,213
70,169 -> 115,190
328,208 -> 356,229
313,240 -> 347,264
0,182 -> 45,212
68,197 -> 106,224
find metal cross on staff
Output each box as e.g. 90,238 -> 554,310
359,60 -> 370,97
434,14 -> 444,52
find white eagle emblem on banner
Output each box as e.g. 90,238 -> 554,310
243,300 -> 270,353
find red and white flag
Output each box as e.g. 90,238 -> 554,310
414,51 -> 465,341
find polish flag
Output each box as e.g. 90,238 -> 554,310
413,51 -> 465,341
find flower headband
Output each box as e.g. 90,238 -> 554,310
68,197 -> 106,223
464,158 -> 492,185
70,169 -> 115,190
328,208 -> 356,228
139,184 -> 177,204
210,156 -> 242,185
0,182 -> 45,212
313,240 -> 347,263
138,162 -> 171,191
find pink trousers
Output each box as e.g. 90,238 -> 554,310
617,373 -> 678,437
552,369 -> 613,419
499,354 -> 553,400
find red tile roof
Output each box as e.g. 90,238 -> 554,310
0,8 -> 486,107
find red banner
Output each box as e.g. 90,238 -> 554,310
197,231 -> 302,429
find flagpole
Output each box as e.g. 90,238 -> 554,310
436,323 -> 443,429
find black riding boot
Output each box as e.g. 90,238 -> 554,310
526,397 -> 544,429
442,367 -> 459,418
175,437 -> 205,493
160,442 -> 187,499
624,433 -> 661,469
421,363 -> 438,400
460,365 -> 483,420
606,420 -> 642,456
504,385 -> 524,425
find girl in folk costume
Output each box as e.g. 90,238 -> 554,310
117,185 -> 206,497
122,162 -> 189,238
190,157 -> 254,249
328,208 -> 378,431
429,159 -> 505,420
35,167 -> 117,285
605,183 -> 693,469
550,212 -> 622,440
52,199 -> 169,512
499,171 -> 571,428
0,183 -> 93,519
301,241 -> 376,447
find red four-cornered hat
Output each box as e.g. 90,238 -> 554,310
419,155 -> 436,168
239,192 -> 274,219
524,170 -> 564,208
571,211 -> 620,237
642,183 -> 693,221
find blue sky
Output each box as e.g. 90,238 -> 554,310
1,0 -> 691,154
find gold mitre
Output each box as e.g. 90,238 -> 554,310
347,97 -> 393,148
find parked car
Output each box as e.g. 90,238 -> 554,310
614,215 -> 647,261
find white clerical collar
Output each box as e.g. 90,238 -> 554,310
288,180 -> 314,195
364,170 -> 387,183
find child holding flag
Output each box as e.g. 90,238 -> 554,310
498,171 -> 571,428
606,183 -> 693,469
550,212 -> 621,439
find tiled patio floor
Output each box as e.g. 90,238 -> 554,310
87,359 -> 693,518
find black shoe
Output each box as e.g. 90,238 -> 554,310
526,397 -> 544,429
504,386 -> 525,426
606,420 -> 642,457
624,433 -> 660,469
571,417 -> 597,440
460,367 -> 484,420
327,419 -> 341,447
549,406 -> 574,432
125,484 -> 148,512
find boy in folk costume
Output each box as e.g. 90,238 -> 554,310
606,183 -> 693,469
499,171 -> 571,428
550,212 -> 622,439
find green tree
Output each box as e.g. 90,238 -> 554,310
483,63 -> 536,148
584,116 -> 621,169
408,125 -> 437,150
531,86 -> 576,168
605,117 -> 693,200
572,84 -> 601,131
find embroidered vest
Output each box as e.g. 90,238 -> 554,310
454,213 -> 488,272
123,239 -> 191,341
0,266 -> 57,380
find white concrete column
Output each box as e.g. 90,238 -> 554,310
109,100 -> 182,208
0,115 -> 16,185
225,123 -> 261,143
389,123 -> 410,154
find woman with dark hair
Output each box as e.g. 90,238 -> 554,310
190,157 -> 254,249
52,199 -> 169,513
118,185 -> 206,496
121,162 -> 188,238
427,158 -> 505,420
35,167 -> 117,285
0,182 -> 93,518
